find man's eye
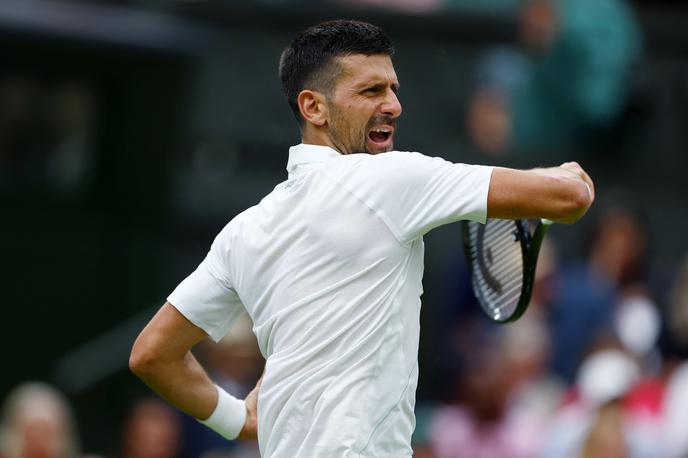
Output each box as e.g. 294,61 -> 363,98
364,87 -> 382,94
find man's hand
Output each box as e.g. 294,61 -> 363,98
559,161 -> 595,202
538,162 -> 595,223
238,376 -> 262,440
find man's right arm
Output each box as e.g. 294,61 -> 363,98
487,161 -> 595,224
129,303 -> 219,420
129,303 -> 259,440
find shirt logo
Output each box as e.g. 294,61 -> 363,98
285,175 -> 305,190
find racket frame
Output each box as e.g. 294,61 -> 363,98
462,219 -> 550,323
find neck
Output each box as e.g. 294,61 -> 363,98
301,125 -> 343,154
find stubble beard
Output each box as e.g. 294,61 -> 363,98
329,117 -> 394,155
333,125 -> 366,155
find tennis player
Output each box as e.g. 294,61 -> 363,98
130,19 -> 594,457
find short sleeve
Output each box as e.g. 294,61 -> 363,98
167,230 -> 246,342
330,152 -> 493,244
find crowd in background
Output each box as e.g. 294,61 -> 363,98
2,0 -> 688,457
3,235 -> 688,458
4,215 -> 688,458
416,206 -> 688,458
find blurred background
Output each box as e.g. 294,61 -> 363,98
1,0 -> 687,457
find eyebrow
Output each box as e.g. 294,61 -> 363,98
356,80 -> 401,91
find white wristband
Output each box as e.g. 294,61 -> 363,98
199,385 -> 247,440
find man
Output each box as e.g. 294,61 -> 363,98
130,19 -> 594,457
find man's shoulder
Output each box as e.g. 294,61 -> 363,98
214,203 -> 262,239
350,150 -> 425,161
330,150 -> 434,172
330,151 -> 453,184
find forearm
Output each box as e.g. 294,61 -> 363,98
132,346 -> 254,440
487,163 -> 594,223
129,303 -> 221,420
132,348 -> 217,420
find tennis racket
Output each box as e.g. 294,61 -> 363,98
462,218 -> 552,323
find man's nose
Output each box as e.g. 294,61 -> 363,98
381,89 -> 402,118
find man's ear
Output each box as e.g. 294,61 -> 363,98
297,90 -> 328,127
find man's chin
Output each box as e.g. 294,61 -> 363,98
347,140 -> 394,155
366,141 -> 394,155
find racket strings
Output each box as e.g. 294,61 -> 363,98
466,219 -> 524,320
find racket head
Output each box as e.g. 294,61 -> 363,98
462,218 -> 534,323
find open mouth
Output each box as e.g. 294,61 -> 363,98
368,127 -> 392,146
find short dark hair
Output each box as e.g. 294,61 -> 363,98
279,19 -> 394,123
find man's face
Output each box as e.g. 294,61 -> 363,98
325,54 -> 402,154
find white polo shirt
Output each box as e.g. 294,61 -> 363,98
168,144 -> 493,458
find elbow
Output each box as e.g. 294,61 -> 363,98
129,335 -> 158,380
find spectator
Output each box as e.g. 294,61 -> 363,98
467,0 -> 641,157
539,348 -> 661,458
587,207 -> 661,373
120,398 -> 182,458
0,382 -> 80,458
428,313 -> 562,458
545,207 -> 659,383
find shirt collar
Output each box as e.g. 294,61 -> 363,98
286,143 -> 342,174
